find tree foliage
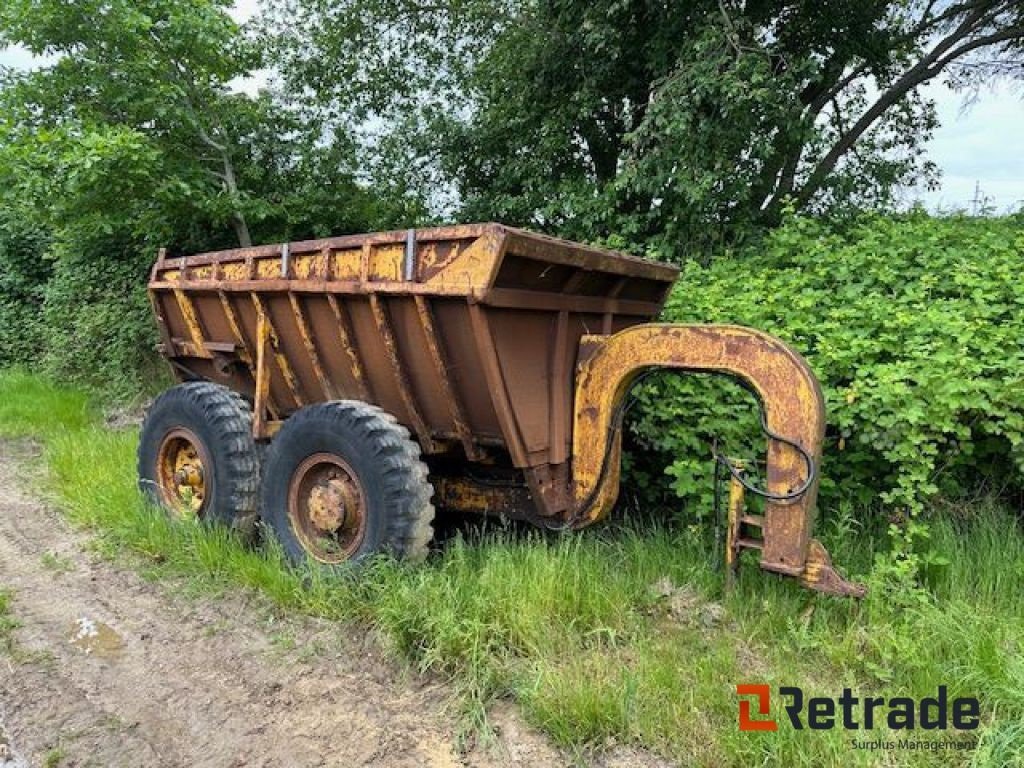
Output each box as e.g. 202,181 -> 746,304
0,0 -> 409,251
0,0 -> 262,246
267,0 -> 1024,258
0,0 -> 418,390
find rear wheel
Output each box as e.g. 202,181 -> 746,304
137,382 -> 260,529
260,401 -> 434,567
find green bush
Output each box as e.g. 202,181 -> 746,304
0,212 -> 50,365
0,120 -> 412,400
39,237 -> 164,399
629,213 -> 1024,523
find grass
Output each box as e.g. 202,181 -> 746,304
1,368 -> 1022,767
0,584 -> 53,667
0,589 -> 20,656
40,552 -> 74,573
43,745 -> 66,768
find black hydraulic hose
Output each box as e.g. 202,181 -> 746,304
713,404 -> 817,503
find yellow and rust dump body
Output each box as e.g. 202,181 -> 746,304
150,223 -> 863,596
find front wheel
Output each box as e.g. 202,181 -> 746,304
259,401 -> 435,567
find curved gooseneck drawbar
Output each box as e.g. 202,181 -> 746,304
569,323 -> 864,597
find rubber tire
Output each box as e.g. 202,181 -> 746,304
260,401 -> 435,567
137,382 -> 260,528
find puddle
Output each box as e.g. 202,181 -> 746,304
68,617 -> 123,657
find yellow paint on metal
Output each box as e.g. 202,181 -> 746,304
571,323 -> 825,575
724,461 -> 746,580
187,265 -> 213,279
331,248 -> 362,281
251,292 -> 305,409
289,292 -> 335,399
326,293 -> 370,400
421,229 -> 501,294
172,288 -> 210,358
436,477 -> 500,511
220,262 -> 249,281
433,476 -> 528,516
256,258 -> 281,279
217,291 -> 252,363
292,250 -> 326,280
157,429 -> 207,517
416,240 -> 462,278
252,302 -> 272,438
798,539 -> 867,597
368,244 -> 404,281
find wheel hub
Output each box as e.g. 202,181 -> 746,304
287,453 -> 366,563
173,462 -> 204,489
307,474 -> 361,533
156,428 -> 209,517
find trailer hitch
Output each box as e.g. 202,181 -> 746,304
571,323 -> 865,598
720,458 -> 865,598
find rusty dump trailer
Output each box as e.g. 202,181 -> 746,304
140,223 -> 863,596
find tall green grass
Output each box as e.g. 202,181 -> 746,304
0,370 -> 93,437
1,370 -> 1021,767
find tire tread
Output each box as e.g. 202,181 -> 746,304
261,400 -> 435,563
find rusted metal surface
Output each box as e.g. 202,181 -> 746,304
467,302 -> 529,466
571,326 -> 824,564
289,292 -> 334,400
522,463 -> 571,517
724,460 -> 746,589
251,292 -> 305,410
253,304 -> 272,438
799,539 -> 867,598
150,222 -> 860,596
151,223 -> 675,455
571,323 -> 863,596
172,288 -> 211,359
155,427 -> 209,518
414,296 -> 482,461
326,294 -> 372,402
369,294 -> 437,453
287,452 -> 367,563
433,476 -> 536,520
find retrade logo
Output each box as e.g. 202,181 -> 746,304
736,685 -> 979,732
736,684 -> 778,731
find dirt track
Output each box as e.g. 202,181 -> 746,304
0,439 -> 668,768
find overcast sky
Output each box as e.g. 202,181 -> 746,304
2,0 -> 1021,214
913,79 -> 1024,212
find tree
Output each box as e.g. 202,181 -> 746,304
0,0 -> 265,246
0,0 -> 415,387
266,0 -> 1024,259
0,0 -> 415,251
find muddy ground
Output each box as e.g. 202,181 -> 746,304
0,439 -> 669,768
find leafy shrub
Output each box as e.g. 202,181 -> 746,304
0,212 -> 50,365
7,127 -> 178,397
628,213 -> 1024,525
40,239 -> 164,399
